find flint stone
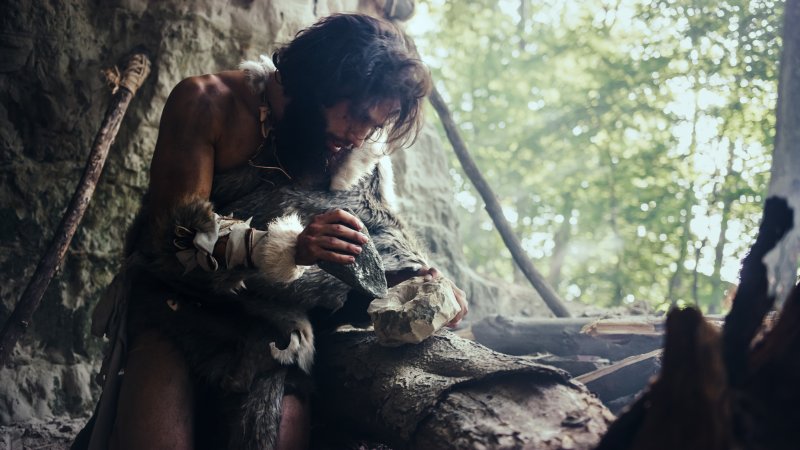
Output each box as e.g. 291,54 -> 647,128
368,277 -> 460,347
319,226 -> 388,298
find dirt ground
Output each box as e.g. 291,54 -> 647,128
0,417 -> 85,450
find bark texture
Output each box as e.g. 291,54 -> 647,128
314,330 -> 613,449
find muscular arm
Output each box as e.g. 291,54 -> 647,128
142,76 -> 283,292
148,76 -> 220,223
143,75 -> 367,294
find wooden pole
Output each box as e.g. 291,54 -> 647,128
0,51 -> 151,366
428,86 -> 572,318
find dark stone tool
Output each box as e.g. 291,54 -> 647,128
319,226 -> 388,298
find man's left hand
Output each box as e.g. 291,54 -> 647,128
418,267 -> 468,328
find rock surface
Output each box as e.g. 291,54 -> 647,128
0,416 -> 85,450
368,276 -> 459,346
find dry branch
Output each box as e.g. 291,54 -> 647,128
471,315 -> 673,360
428,86 -> 571,318
574,349 -> 661,405
0,51 -> 151,366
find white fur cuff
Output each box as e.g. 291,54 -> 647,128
253,214 -> 308,284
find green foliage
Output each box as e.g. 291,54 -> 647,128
410,0 -> 783,311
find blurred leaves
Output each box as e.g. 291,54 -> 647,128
410,0 -> 782,311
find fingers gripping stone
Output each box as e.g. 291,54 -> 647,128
368,277 -> 460,347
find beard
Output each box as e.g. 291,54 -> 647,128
273,100 -> 335,185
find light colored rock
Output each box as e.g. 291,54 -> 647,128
368,277 -> 459,346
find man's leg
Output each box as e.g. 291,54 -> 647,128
277,393 -> 311,450
110,330 -> 194,450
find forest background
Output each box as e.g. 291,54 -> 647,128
408,0 -> 784,313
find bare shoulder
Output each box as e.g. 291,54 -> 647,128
160,71 -> 255,139
161,74 -> 233,129
148,74 -> 236,208
148,71 -> 257,209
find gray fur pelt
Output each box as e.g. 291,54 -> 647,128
227,160 -> 430,311
139,159 -> 429,449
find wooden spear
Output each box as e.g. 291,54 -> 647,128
428,86 -> 572,318
0,51 -> 152,366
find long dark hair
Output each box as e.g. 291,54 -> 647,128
273,14 -> 431,149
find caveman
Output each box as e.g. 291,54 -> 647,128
73,13 -> 468,450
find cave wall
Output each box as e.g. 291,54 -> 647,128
0,0 -> 546,424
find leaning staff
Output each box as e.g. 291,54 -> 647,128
0,51 -> 152,366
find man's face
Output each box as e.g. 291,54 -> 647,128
273,98 -> 398,182
322,99 -> 398,156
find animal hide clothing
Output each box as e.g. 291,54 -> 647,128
75,56 -> 430,450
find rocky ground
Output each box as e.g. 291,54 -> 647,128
0,416 -> 398,449
0,416 -> 86,449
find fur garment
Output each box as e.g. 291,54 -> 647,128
121,56 -> 427,449
135,156 -> 427,449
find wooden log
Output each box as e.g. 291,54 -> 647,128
471,315 -> 673,360
313,330 -> 613,449
0,51 -> 151,366
574,349 -> 661,405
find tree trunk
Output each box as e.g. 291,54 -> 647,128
709,143 -> 736,312
691,237 -> 707,304
667,189 -> 693,305
428,86 -> 571,318
313,330 -> 612,449
764,0 -> 800,308
548,194 -> 573,288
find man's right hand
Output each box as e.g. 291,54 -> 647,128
295,209 -> 368,266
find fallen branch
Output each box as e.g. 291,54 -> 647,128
574,349 -> 661,405
428,86 -> 571,318
0,50 -> 151,366
471,315 -> 681,360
